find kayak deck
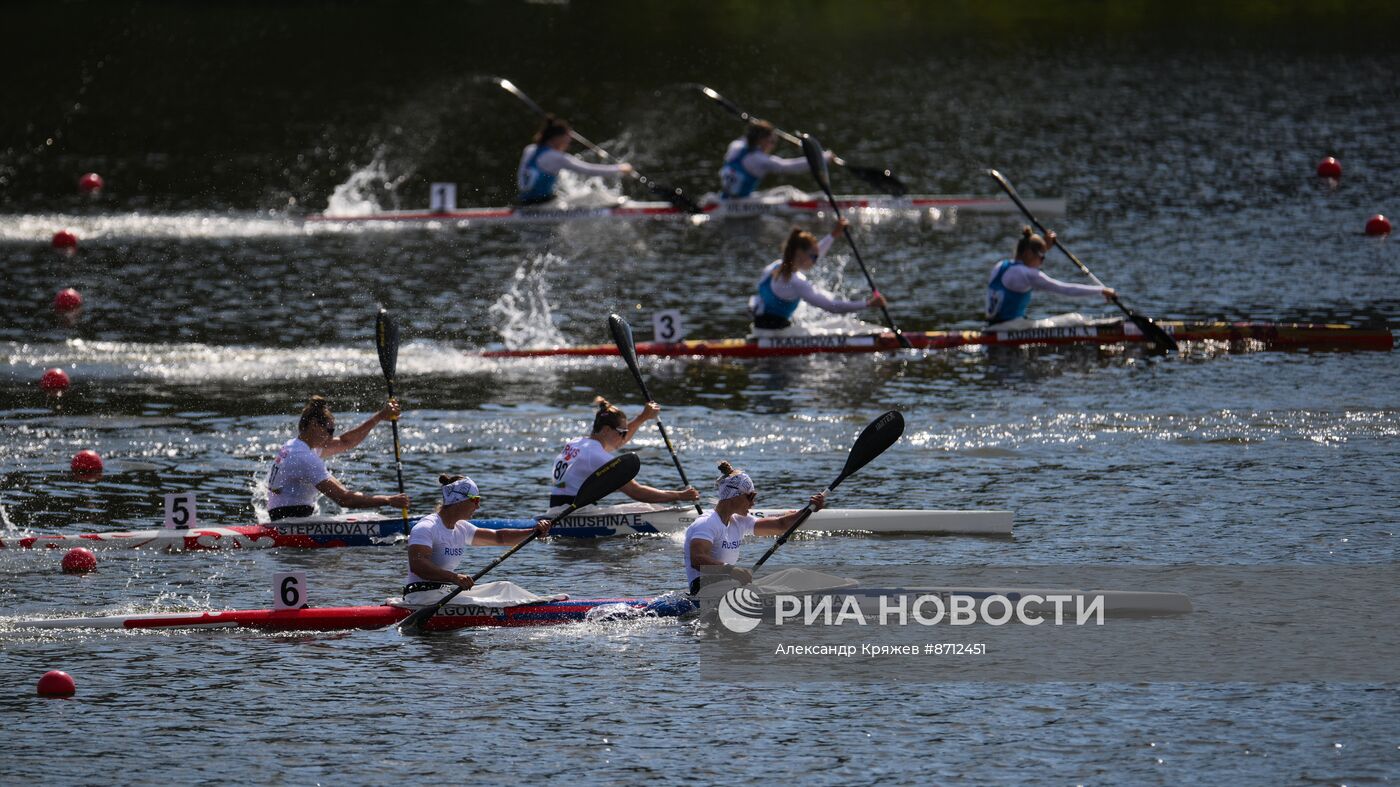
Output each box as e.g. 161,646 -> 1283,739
15,597 -> 695,632
484,320 -> 1395,359
0,507 -> 1012,550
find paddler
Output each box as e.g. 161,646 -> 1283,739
719,120 -> 829,199
986,227 -> 1116,325
749,217 -> 889,330
684,462 -> 826,594
517,115 -> 633,206
549,397 -> 699,507
265,395 -> 410,521
404,475 -> 551,596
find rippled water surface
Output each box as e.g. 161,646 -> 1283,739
3,4 -> 1399,785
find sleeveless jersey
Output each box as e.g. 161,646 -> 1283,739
986,259 -> 1033,323
517,145 -> 557,203
720,144 -> 759,199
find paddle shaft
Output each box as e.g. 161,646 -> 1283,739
383,378 -> 409,526
816,183 -> 912,349
495,79 -> 701,212
630,375 -> 700,516
750,485 -> 831,571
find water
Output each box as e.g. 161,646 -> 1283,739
3,4 -> 1399,784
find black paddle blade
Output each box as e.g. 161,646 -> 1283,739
800,133 -> 833,193
375,308 -> 400,381
608,314 -> 643,374
835,410 -> 904,487
1124,310 -> 1179,353
574,452 -> 641,510
845,164 -> 908,197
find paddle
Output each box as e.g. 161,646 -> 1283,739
607,314 -> 701,515
488,76 -> 703,214
800,133 -> 912,350
751,410 -> 905,571
375,308 -> 410,534
986,170 -> 1179,353
397,453 -> 641,634
693,84 -> 907,197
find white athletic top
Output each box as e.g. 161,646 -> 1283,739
683,510 -> 757,584
994,264 -> 1104,298
517,145 -> 628,180
722,138 -> 810,179
752,235 -> 866,314
405,513 -> 481,585
266,438 -> 330,510
550,436 -> 615,499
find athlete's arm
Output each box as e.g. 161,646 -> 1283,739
620,479 -> 700,504
407,544 -> 473,589
754,493 -> 826,535
323,400 -> 399,457
316,477 -> 409,510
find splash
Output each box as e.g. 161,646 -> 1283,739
323,149 -> 413,217
488,252 -> 570,349
792,253 -> 887,334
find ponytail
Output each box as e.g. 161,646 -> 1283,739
590,396 -> 626,434
778,228 -> 818,281
1014,226 -> 1049,260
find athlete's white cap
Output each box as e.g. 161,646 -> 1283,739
442,476 -> 481,505
717,471 -> 756,501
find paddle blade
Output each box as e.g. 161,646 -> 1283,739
834,410 -> 904,488
1125,310 -> 1179,353
800,133 -> 832,193
608,314 -> 644,378
572,452 -> 641,510
844,164 -> 908,197
375,308 -> 400,381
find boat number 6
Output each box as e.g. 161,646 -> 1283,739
274,572 -> 308,610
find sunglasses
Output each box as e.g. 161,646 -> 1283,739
612,425 -> 629,436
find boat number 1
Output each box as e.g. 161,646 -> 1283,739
274,573 -> 308,610
163,492 -> 198,530
653,310 -> 686,343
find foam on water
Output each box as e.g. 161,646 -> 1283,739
0,211 -> 305,241
488,251 -> 570,349
1,338 -> 494,382
322,149 -> 411,217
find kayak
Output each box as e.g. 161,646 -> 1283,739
12,596 -> 695,632
483,319 -> 1395,359
0,506 -> 1013,550
303,192 -> 1065,225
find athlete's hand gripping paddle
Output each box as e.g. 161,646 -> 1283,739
397,453 -> 640,634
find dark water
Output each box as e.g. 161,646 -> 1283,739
3,3 -> 1399,785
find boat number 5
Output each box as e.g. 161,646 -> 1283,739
163,492 -> 198,530
652,310 -> 686,343
274,572 -> 308,610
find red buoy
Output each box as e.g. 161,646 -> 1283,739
51,229 -> 78,251
53,288 -> 84,314
1365,214 -> 1391,237
78,172 -> 104,194
71,450 -> 104,476
40,368 -> 71,394
1316,157 -> 1342,179
37,670 -> 77,697
61,547 -> 98,574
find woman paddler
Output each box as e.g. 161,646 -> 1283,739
517,116 -> 633,206
719,120 -> 829,199
749,217 -> 889,330
985,227 -> 1116,325
265,395 -> 410,521
404,474 -> 552,597
548,397 -> 699,508
683,462 -> 826,595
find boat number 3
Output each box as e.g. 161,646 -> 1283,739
274,572 -> 308,610
163,492 -> 198,530
652,310 -> 686,343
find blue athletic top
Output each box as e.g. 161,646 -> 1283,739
986,259 -> 1034,323
517,145 -> 557,203
720,145 -> 759,199
753,264 -> 801,321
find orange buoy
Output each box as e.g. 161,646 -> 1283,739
78,172 -> 104,194
52,229 -> 79,251
61,547 -> 98,574
1316,157 -> 1342,179
37,670 -> 77,697
53,288 -> 84,314
71,450 -> 104,476
40,368 -> 71,394
1365,214 -> 1391,237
